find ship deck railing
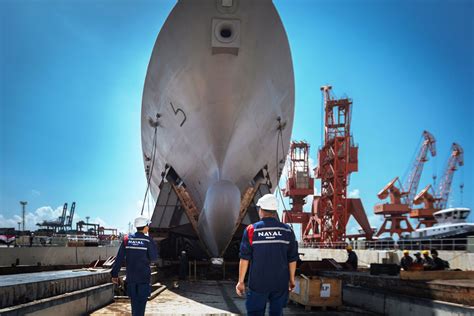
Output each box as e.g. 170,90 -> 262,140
300,237 -> 471,251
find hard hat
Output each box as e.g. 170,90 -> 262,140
403,250 -> 409,254
256,194 -> 278,211
134,216 -> 151,228
422,250 -> 429,255
414,252 -> 421,256
346,245 -> 353,251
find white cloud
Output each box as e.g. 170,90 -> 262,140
348,189 -> 360,198
93,217 -> 108,227
0,205 -> 111,231
0,205 -> 63,231
0,214 -> 22,229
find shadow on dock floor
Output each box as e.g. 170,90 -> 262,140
92,280 -> 369,315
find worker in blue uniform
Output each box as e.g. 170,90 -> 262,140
236,194 -> 299,316
111,216 -> 158,316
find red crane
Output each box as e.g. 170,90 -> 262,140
303,86 -> 372,244
374,131 -> 436,237
411,185 -> 438,228
282,141 -> 314,238
403,131 -> 436,206
437,143 -> 464,209
411,143 -> 464,227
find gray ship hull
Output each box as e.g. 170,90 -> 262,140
141,0 -> 294,257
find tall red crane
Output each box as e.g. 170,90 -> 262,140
282,141 -> 314,238
374,131 -> 436,237
411,143 -> 464,227
303,86 -> 372,244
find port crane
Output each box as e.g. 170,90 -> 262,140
37,203 -> 68,233
437,143 -> 464,209
374,131 -> 436,237
282,141 -> 314,239
411,143 -> 464,227
289,86 -> 372,245
64,202 -> 76,231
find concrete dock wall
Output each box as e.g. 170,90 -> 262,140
299,248 -> 474,270
0,246 -> 119,267
343,285 -> 474,316
0,270 -> 111,308
0,283 -> 113,316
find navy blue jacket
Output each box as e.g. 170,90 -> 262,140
239,217 -> 299,293
111,232 -> 159,284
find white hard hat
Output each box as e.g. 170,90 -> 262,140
134,216 -> 151,228
256,194 -> 278,211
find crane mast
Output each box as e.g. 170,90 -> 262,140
437,143 -> 464,209
282,141 -> 314,239
283,86 -> 372,244
374,130 -> 435,237
403,130 -> 436,206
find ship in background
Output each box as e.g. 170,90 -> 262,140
141,0 -> 294,259
408,207 -> 474,239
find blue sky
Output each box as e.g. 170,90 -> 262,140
1,0 -> 472,236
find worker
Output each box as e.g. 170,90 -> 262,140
29,233 -> 34,247
345,245 -> 358,270
431,249 -> 449,270
179,250 -> 188,280
111,216 -> 158,316
413,252 -> 424,264
400,250 -> 413,271
236,194 -> 299,316
422,250 -> 434,269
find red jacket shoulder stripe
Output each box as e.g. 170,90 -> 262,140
246,224 -> 254,246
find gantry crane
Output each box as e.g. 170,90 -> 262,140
64,202 -> 76,230
411,143 -> 464,227
303,86 -> 372,244
374,131 -> 436,237
37,203 -> 68,233
282,141 -> 314,239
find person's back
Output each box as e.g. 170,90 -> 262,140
432,256 -> 446,270
111,217 -> 158,316
346,247 -> 358,270
116,232 -> 157,284
413,253 -> 424,265
431,250 -> 448,270
179,250 -> 188,280
400,251 -> 413,271
242,217 -> 297,293
236,194 -> 298,316
424,256 -> 434,266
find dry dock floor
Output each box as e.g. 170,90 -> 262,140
93,280 -> 366,315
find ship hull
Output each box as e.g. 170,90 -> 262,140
141,0 -> 294,257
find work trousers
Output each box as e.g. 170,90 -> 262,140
127,282 -> 151,316
246,288 -> 289,316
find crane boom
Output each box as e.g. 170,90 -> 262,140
65,202 -> 76,228
59,203 -> 68,226
437,143 -> 463,209
403,130 -> 436,206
